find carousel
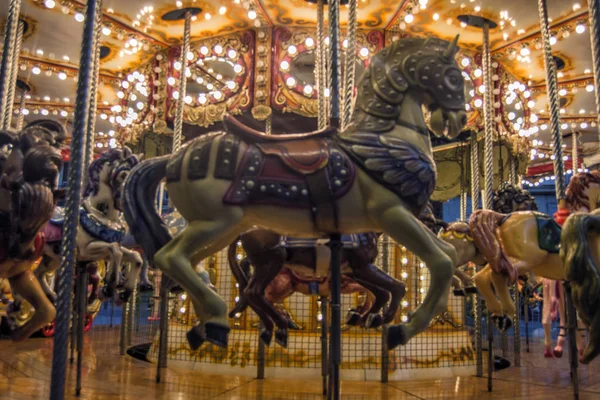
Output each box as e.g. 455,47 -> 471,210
0,0 -> 600,399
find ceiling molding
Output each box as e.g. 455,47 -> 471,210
385,0 -> 411,30
529,74 -> 594,89
491,10 -> 588,54
19,54 -> 121,82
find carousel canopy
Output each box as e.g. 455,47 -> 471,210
0,0 -> 597,181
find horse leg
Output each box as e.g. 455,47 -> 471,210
264,271 -> 297,330
473,266 -> 504,316
154,219 -> 242,348
348,278 -> 390,328
372,205 -> 456,348
245,257 -> 289,347
36,249 -> 60,302
350,263 -> 404,326
137,254 -> 154,292
118,247 -> 144,303
9,270 -> 56,341
83,241 -> 122,301
87,262 -> 100,303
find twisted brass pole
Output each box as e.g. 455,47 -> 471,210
5,20 -> 24,129
342,0 -> 357,130
587,0 -> 600,143
50,1 -> 99,399
315,0 -> 326,129
173,11 -> 191,152
0,0 -> 22,129
15,89 -> 27,131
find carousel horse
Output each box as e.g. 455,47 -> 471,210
227,230 -> 403,346
124,36 -> 467,350
438,208 -> 589,356
559,170 -> 600,364
37,148 -> 143,305
0,120 -> 65,341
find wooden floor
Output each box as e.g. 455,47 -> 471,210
1,328 -> 600,399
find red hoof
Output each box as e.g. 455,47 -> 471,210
84,314 -> 93,333
40,321 -> 55,337
544,346 -> 553,358
553,347 -> 563,358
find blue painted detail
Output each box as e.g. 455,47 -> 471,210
79,208 -> 125,243
307,281 -> 320,295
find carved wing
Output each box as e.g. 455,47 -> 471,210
338,131 -> 436,214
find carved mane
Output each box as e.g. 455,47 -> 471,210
566,171 -> 600,211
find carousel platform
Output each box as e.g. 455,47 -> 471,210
1,329 -> 600,399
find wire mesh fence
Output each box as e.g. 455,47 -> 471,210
121,235 -> 478,379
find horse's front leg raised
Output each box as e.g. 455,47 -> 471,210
9,269 -> 56,341
119,247 -> 144,302
35,249 -> 60,302
371,205 -> 456,348
82,241 -> 123,301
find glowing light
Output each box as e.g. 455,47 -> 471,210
520,47 -> 530,56
228,49 -> 237,59
233,64 -> 243,74
550,36 -> 557,45
248,10 -> 257,20
587,84 -> 594,92
474,98 -> 483,108
576,24 -> 586,34
288,45 -> 297,55
306,37 -> 315,48
32,66 -> 41,75
200,46 -> 209,55
214,45 -> 223,54
405,14 -> 414,23
205,13 -> 212,20
280,60 -> 290,71
58,72 -> 67,80
102,26 -> 111,36
286,77 -> 296,87
303,85 -> 313,95
559,88 -> 567,96
461,58 -> 470,67
359,47 -> 369,57
136,102 -> 144,110
474,68 -> 482,77
433,13 -> 439,21
227,81 -> 236,90
213,91 -> 223,100
75,13 -> 84,22
219,6 -> 227,15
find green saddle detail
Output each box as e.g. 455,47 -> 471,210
534,211 -> 561,254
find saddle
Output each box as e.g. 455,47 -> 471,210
223,115 -> 336,143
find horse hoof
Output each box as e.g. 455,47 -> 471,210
169,285 -> 184,295
260,329 -> 273,346
345,309 -> 362,326
275,329 -> 288,348
119,289 -> 132,303
205,322 -> 229,348
287,320 -> 302,330
387,324 -> 408,350
365,313 -> 383,329
186,325 -> 206,351
452,289 -> 466,297
465,286 -> 479,295
138,283 -> 154,293
553,347 -> 563,358
544,346 -> 554,358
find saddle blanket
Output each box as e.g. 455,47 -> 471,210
534,212 -> 561,254
223,143 -> 355,208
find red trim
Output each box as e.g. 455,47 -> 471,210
526,158 -> 580,176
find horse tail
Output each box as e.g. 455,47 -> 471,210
122,155 -> 170,269
561,212 -> 600,363
227,238 -> 252,318
469,210 -> 517,283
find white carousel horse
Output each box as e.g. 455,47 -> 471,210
37,148 -> 143,305
124,36 -> 468,350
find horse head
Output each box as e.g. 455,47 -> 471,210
438,221 -> 484,266
84,147 -> 140,212
493,182 -> 538,213
566,170 -> 600,212
353,35 -> 467,139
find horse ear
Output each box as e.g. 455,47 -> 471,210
122,146 -> 132,159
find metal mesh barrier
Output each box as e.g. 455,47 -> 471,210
127,236 -> 476,378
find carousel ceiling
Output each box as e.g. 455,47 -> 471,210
0,0 -> 597,166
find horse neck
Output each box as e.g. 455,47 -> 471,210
86,182 -> 119,221
389,92 -> 432,152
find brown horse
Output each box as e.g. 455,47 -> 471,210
227,230 -> 401,346
0,120 -> 65,341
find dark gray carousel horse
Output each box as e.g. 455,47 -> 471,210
227,230 -> 404,346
